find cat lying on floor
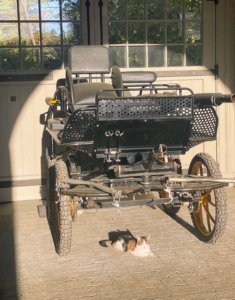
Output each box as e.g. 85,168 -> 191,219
100,234 -> 153,257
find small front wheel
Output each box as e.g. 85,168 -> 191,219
53,159 -> 72,256
188,153 -> 227,244
45,148 -> 55,223
161,155 -> 181,216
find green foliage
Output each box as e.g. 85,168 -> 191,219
109,46 -> 126,67
127,0 -> 145,20
167,22 -> 183,43
62,0 -> 81,20
186,45 -> 202,66
109,22 -> 126,44
0,0 -> 81,71
185,21 -> 202,43
0,48 -> 20,71
147,0 -> 164,20
148,46 -> 164,67
108,0 -> 126,20
148,22 -> 164,44
166,0 -> 183,20
128,22 -> 145,43
129,47 -> 145,68
185,0 -> 202,19
167,45 -> 183,66
22,48 -> 41,70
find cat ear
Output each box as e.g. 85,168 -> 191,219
146,235 -> 151,242
136,235 -> 141,242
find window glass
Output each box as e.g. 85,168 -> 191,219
19,0 -> 39,21
43,47 -> 62,70
127,0 -> 145,20
108,0 -> 203,68
0,0 -> 81,71
62,0 -> 81,20
185,0 -> 202,19
108,0 -> 126,20
0,23 -> 19,46
166,0 -> 183,20
147,0 -> 164,20
108,23 -> 126,44
41,0 -> 60,20
128,22 -> 145,44
129,46 -> 146,68
186,45 -> 202,66
21,23 -> 40,46
0,0 -> 18,20
63,23 -> 81,45
167,45 -> 183,66
185,21 -> 202,43
0,49 -> 20,71
148,22 -> 164,44
109,46 -> 126,68
148,46 -> 164,67
22,48 -> 41,71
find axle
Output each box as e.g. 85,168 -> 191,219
194,93 -> 235,106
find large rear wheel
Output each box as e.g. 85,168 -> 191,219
53,159 -> 72,256
188,153 -> 227,244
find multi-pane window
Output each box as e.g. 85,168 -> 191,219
0,0 -> 81,71
108,0 -> 203,68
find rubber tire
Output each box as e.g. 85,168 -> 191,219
188,152 -> 227,244
45,148 -> 55,223
53,159 -> 72,256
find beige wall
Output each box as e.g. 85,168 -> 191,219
0,70 -> 64,202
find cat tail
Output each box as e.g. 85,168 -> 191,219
99,240 -> 112,247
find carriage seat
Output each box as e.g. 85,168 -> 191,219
66,45 -> 118,111
72,82 -> 117,108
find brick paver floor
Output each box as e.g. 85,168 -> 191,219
1,187 -> 235,299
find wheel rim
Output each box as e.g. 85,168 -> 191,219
190,161 -> 215,237
70,197 -> 76,222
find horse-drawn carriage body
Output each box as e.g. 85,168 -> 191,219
45,46 -> 235,256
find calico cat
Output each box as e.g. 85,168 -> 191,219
101,234 -> 153,257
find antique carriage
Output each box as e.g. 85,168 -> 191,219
45,46 -> 235,255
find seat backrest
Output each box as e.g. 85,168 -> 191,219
68,45 -> 110,75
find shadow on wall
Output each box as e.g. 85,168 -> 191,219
0,71 -> 54,298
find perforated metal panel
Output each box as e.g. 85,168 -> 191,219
61,109 -> 96,143
187,107 -> 218,150
97,97 -> 193,121
77,152 -> 113,179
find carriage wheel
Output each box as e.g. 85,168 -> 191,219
53,159 -> 72,256
160,191 -> 181,215
188,153 -> 227,244
161,155 -> 181,216
45,148 -> 55,223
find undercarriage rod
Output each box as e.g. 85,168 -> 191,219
61,178 -> 118,195
168,177 -> 235,184
95,197 -> 180,209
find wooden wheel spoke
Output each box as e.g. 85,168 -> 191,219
202,190 -> 215,207
199,165 -> 203,176
197,204 -> 206,229
202,202 -> 215,224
